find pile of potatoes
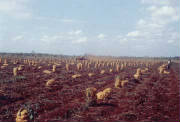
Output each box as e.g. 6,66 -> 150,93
158,64 -> 170,74
85,87 -> 112,105
114,76 -> 129,88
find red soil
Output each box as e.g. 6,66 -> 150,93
0,59 -> 179,122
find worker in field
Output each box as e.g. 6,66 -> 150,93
167,59 -> 171,69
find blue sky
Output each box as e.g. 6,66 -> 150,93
0,0 -> 179,56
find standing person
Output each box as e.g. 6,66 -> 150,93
167,59 -> 171,69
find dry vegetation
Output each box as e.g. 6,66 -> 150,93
0,54 -> 179,122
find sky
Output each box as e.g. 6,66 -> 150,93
0,0 -> 179,57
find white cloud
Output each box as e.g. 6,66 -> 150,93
74,30 -> 82,35
116,35 -> 128,44
119,38 -> 128,43
35,17 -> 86,25
151,6 -> 179,26
167,32 -> 180,44
61,19 -> 74,23
167,40 -> 175,43
40,35 -> 49,42
13,35 -> 24,41
123,0 -> 179,52
68,30 -> 83,35
134,45 -> 147,50
51,35 -> 63,40
127,31 -> 140,37
97,33 -> 106,40
0,0 -> 32,19
73,37 -> 87,44
60,18 -> 86,24
141,0 -> 169,5
137,19 -> 146,26
141,0 -> 180,7
147,6 -> 157,11
151,6 -> 177,17
39,30 -> 88,44
142,0 -> 180,25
